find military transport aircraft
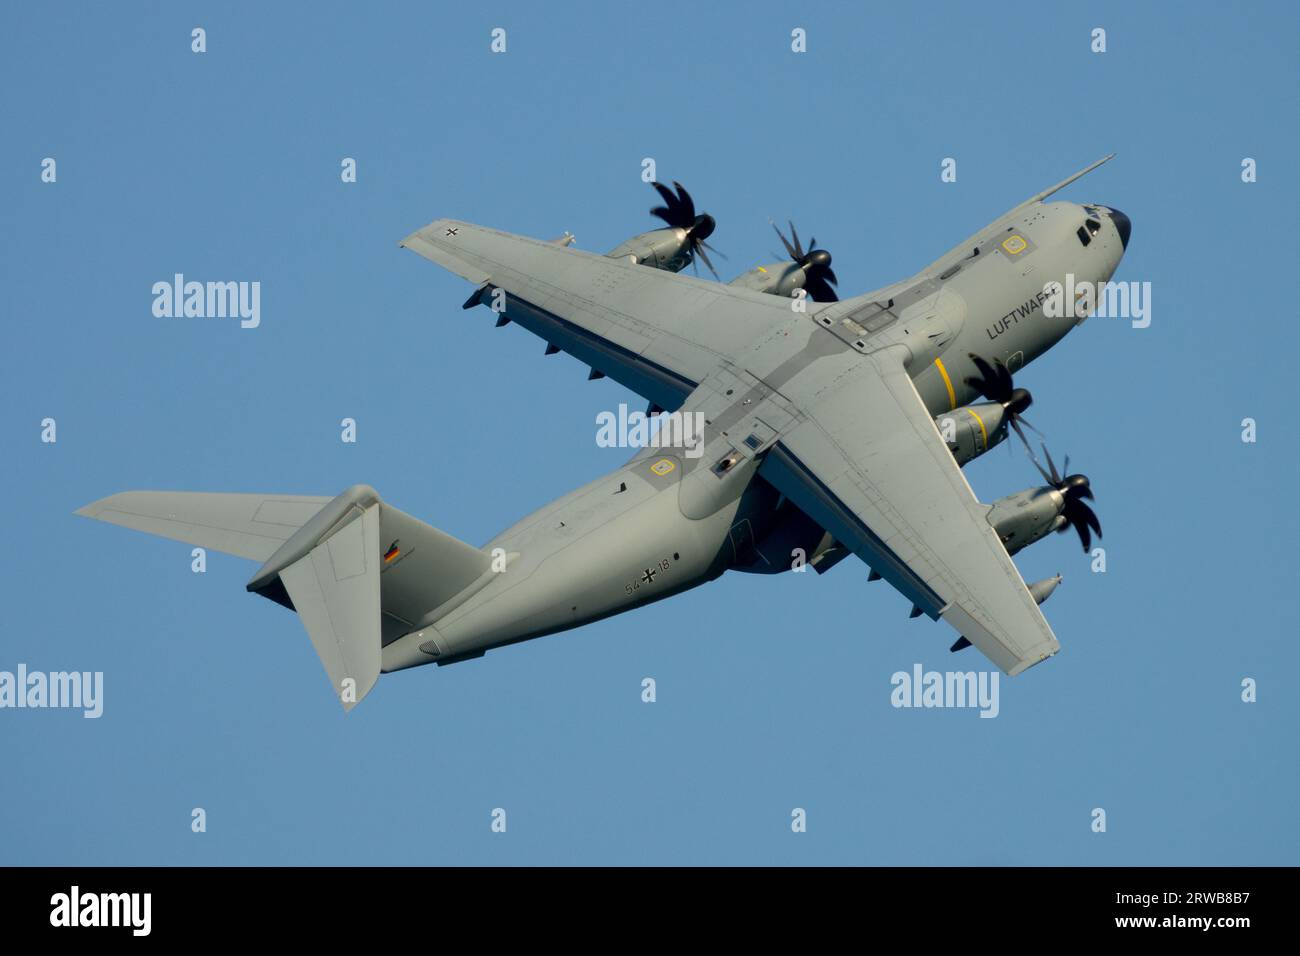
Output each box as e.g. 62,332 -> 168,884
77,156 -> 1129,710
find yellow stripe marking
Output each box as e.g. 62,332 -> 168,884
934,357 -> 957,410
964,407 -> 988,448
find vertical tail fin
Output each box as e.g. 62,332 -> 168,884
277,501 -> 383,711
246,484 -> 492,711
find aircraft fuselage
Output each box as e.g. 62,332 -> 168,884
381,201 -> 1128,673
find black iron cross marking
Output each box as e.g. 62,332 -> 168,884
641,568 -> 657,585
445,227 -> 459,237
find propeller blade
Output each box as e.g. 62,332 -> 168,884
673,181 -> 695,222
997,361 -> 1014,395
693,241 -> 720,279
1010,418 -> 1038,459
965,354 -> 1001,398
1064,483 -> 1094,503
969,353 -> 995,379
770,220 -> 798,260
788,220 -> 805,259
1074,499 -> 1102,539
823,266 -> 839,286
649,183 -> 680,226
1026,440 -> 1054,484
1016,414 -> 1044,438
1041,444 -> 1061,484
650,181 -> 695,228
700,240 -> 728,260
1068,512 -> 1093,553
651,181 -> 677,210
804,276 -> 838,303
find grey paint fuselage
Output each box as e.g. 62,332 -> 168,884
382,201 -> 1126,672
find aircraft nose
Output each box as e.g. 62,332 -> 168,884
1108,208 -> 1131,249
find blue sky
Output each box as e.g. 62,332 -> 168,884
1,0 -> 1297,864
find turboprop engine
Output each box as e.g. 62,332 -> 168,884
933,355 -> 1052,467
729,220 -> 839,302
988,486 -> 1068,556
987,448 -> 1102,555
606,180 -> 720,276
934,402 -> 1010,466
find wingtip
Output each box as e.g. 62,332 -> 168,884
1007,644 -> 1060,677
74,491 -> 139,520
74,496 -> 108,519
397,220 -> 446,249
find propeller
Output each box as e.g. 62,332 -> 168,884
963,354 -> 1041,456
650,181 -> 723,279
771,220 -> 838,302
1033,445 -> 1103,552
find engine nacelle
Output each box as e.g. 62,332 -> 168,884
934,403 -> 1008,466
729,261 -> 807,298
606,228 -> 691,273
987,486 -> 1066,555
1027,575 -> 1062,606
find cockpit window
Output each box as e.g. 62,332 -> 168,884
1086,218 -> 1102,237
1076,226 -> 1091,247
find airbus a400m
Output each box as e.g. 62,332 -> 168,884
79,156 -> 1130,709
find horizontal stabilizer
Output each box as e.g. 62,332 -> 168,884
75,492 -> 332,561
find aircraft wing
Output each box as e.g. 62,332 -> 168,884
401,219 -> 797,411
758,345 -> 1060,675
